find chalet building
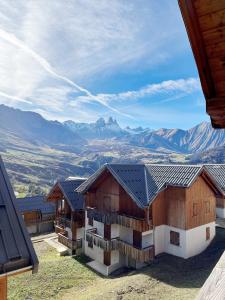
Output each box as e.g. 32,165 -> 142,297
16,196 -> 55,235
205,165 -> 225,220
77,164 -> 223,276
46,177 -> 86,254
0,156 -> 38,299
179,0 -> 225,128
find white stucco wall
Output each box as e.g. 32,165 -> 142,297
66,227 -> 72,240
216,207 -> 225,219
142,230 -> 153,248
154,222 -> 215,259
119,226 -> 133,244
111,224 -> 120,238
27,225 -> 37,234
185,222 -> 215,258
77,227 -> 84,240
84,242 -> 104,263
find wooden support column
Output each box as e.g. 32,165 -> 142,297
0,276 -> 7,300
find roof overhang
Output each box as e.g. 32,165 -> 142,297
179,0 -> 225,128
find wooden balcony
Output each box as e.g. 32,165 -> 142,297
87,207 -> 152,231
58,233 -> 82,250
86,228 -> 118,251
85,228 -> 154,262
117,240 -> 154,263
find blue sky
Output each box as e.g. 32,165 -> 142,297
0,0 -> 208,129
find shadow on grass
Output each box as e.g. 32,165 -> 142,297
70,227 -> 225,289
135,227 -> 225,289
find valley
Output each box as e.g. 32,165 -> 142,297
0,104 -> 224,196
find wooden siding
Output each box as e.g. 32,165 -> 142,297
166,187 -> 186,229
86,171 -> 146,220
152,187 -> 186,229
179,0 -> 225,128
23,211 -> 40,225
186,176 -> 216,230
152,175 -> 216,230
119,186 -> 145,219
152,190 -> 167,227
0,276 -> 7,300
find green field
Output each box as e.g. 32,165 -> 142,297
8,228 -> 225,300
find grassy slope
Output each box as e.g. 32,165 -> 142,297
8,242 -> 97,300
9,228 -> 225,300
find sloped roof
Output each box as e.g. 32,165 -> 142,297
47,178 -> 86,211
17,196 -> 55,214
204,164 -> 225,194
77,163 -> 219,208
0,156 -> 38,275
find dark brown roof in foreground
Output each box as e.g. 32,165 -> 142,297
0,156 -> 38,275
179,0 -> 225,128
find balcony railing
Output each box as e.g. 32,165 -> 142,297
117,240 -> 154,263
86,228 -> 118,251
58,233 -> 82,250
87,207 -> 152,231
85,228 -> 154,262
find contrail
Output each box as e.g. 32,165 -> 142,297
0,91 -> 32,104
0,28 -> 132,118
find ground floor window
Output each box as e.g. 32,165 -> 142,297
170,230 -> 180,246
206,227 -> 210,240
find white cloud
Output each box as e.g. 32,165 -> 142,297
0,0 -> 193,125
72,78 -> 201,105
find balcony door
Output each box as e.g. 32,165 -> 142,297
104,224 -> 111,240
133,230 -> 142,248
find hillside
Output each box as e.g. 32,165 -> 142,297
0,104 -> 225,195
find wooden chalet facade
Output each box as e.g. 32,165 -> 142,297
0,156 -> 38,299
179,0 -> 225,128
77,163 -> 223,276
17,196 -> 55,235
46,177 -> 86,254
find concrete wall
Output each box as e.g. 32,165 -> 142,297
142,230 -> 153,248
120,226 -> 133,244
111,224 -> 120,238
154,222 -> 215,258
216,207 -> 225,219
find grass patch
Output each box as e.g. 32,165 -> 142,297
8,242 -> 97,300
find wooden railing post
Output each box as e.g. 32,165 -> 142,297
0,276 -> 7,300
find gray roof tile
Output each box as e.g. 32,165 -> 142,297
204,165 -> 225,193
16,196 -> 55,214
48,178 -> 86,211
77,164 -> 208,208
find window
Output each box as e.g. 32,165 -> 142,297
205,201 -> 210,214
206,227 -> 210,240
193,203 -> 198,216
170,231 -> 180,246
88,217 -> 93,226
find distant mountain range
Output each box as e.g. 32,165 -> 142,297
0,104 -> 224,194
65,113 -> 225,154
